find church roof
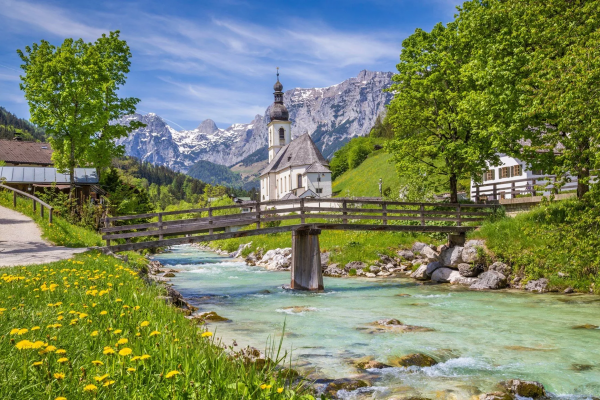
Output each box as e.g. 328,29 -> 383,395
261,133 -> 328,175
304,162 -> 331,174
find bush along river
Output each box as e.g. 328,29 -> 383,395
152,245 -> 600,399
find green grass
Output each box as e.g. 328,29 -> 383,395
212,218 -> 439,266
0,190 -> 103,248
470,197 -> 600,293
0,252 -> 312,399
332,151 -> 402,198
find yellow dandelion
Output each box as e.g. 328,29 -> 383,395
103,380 -> 115,387
17,328 -> 28,335
100,311 -> 108,315
135,332 -> 141,337
117,338 -> 128,345
140,354 -> 151,360
45,345 -> 57,352
57,357 -> 68,363
83,384 -> 97,392
127,367 -> 135,372
113,329 -> 122,334
9,328 -> 19,335
90,331 -> 98,337
260,384 -> 267,390
140,321 -> 150,327
56,349 -> 66,354
91,360 -> 104,366
94,374 -> 109,382
201,331 -> 213,338
55,397 -> 66,400
149,331 -> 160,337
31,326 -> 40,331
277,388 -> 284,393
103,347 -> 115,355
165,370 -> 180,379
54,372 -> 65,380
32,361 -> 43,366
118,348 -> 132,356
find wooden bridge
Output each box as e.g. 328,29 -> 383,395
101,198 -> 496,291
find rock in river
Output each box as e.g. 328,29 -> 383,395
426,261 -> 443,276
500,379 -> 547,398
572,323 -> 599,329
397,249 -> 415,261
388,353 -> 438,368
489,262 -> 512,277
441,246 -> 463,267
458,263 -> 483,277
525,278 -> 549,293
470,270 -> 507,290
192,311 -> 230,322
324,379 -> 370,397
352,356 -> 391,370
479,393 -> 513,400
411,265 -> 429,281
431,267 -> 456,283
411,242 -> 429,253
421,246 -> 440,262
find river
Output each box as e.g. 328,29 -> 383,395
153,245 -> 600,399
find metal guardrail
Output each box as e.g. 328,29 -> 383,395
0,183 -> 54,223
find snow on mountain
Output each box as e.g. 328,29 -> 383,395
118,70 -> 393,172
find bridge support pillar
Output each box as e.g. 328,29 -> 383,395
291,227 -> 324,291
448,232 -> 466,247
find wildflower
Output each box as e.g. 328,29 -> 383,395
113,329 -> 122,334
140,354 -> 151,360
266,385 -> 272,389
57,357 -> 68,363
90,331 -> 98,337
18,328 -> 28,335
131,356 -> 141,361
201,331 -> 212,338
103,380 -> 115,387
127,367 -> 135,372
135,332 -> 141,337
260,384 -> 267,390
140,321 -> 150,327
115,299 -> 122,302
79,313 -> 88,319
133,306 -> 140,311
56,349 -> 66,354
149,331 -> 160,337
57,316 -> 64,321
94,374 -> 109,382
33,361 -> 43,366
91,360 -> 104,366
55,397 -> 66,400
83,384 -> 97,392
45,345 -> 57,352
31,326 -> 40,331
100,311 -> 108,315
103,347 -> 115,355
277,388 -> 284,393
118,348 -> 132,356
165,370 -> 180,379
54,372 -> 65,380
117,338 -> 128,345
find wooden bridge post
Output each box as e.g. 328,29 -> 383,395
290,227 -> 323,291
382,202 -> 387,225
208,208 -> 213,234
255,200 -> 261,229
13,191 -> 16,207
448,232 -> 466,247
420,204 -> 425,226
33,198 -> 36,213
300,198 -> 305,224
158,214 -> 164,240
342,200 -> 348,224
456,204 -> 462,227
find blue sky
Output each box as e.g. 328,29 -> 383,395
0,0 -> 463,130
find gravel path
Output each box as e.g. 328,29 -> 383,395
0,205 -> 87,267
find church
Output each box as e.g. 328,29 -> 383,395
260,73 -> 332,201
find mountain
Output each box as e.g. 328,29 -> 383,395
186,160 -> 245,188
117,70 -> 394,172
0,106 -> 46,142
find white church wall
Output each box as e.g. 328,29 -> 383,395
306,172 -> 332,198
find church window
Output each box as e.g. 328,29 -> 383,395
297,174 -> 302,188
316,188 -> 323,194
279,128 -> 285,144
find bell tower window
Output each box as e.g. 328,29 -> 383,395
279,127 -> 285,145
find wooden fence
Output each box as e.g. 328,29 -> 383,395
0,183 -> 53,223
473,176 -> 578,202
100,198 -> 497,252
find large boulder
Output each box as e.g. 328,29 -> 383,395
231,242 -> 252,258
470,271 -> 507,290
397,249 -> 415,261
500,379 -> 547,398
458,263 -> 483,277
320,252 -> 330,266
479,393 -> 514,400
345,261 -> 366,272
448,272 -> 479,286
324,379 -> 370,397
441,246 -> 463,267
388,353 -> 437,368
461,247 -> 479,263
411,265 -> 430,281
431,267 -> 456,283
324,264 -> 344,277
426,261 -> 444,276
525,278 -> 549,293
489,262 -> 511,277
412,242 -> 429,253
421,246 -> 440,262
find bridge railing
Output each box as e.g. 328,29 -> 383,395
100,199 -> 497,248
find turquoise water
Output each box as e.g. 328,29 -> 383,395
154,245 -> 600,399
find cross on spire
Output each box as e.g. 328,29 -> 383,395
276,67 -> 279,81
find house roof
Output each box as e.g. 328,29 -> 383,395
304,162 -> 331,174
0,140 -> 53,165
261,133 -> 328,175
0,167 -> 99,184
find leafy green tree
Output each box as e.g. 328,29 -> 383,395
347,144 -> 370,169
386,21 -> 498,203
458,0 -> 600,199
17,31 -> 143,195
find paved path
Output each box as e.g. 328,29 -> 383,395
0,205 -> 87,267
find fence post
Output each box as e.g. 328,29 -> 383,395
456,204 -> 462,227
40,204 -> 44,219
13,191 -> 16,207
33,198 -> 36,212
49,208 -> 53,224
532,179 -> 537,197
158,214 -> 163,240
300,198 -> 305,224
255,200 -> 261,229
104,216 -> 111,247
382,202 -> 387,225
420,204 -> 425,226
493,184 -> 497,200
475,185 -> 480,203
511,181 -> 516,199
208,208 -> 213,235
342,200 -> 348,224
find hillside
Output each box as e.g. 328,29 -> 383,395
187,160 -> 242,187
0,106 -> 46,142
332,150 -> 402,197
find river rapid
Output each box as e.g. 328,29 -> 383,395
153,245 -> 600,399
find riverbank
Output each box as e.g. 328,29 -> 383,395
0,250 -> 313,399
154,245 -> 600,399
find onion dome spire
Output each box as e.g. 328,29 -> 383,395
270,67 -> 289,121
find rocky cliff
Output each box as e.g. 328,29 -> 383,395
117,70 -> 393,172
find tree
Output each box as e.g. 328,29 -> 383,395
458,0 -> 600,199
17,31 -> 143,197
386,21 -> 498,203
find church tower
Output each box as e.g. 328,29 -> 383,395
268,68 -> 291,162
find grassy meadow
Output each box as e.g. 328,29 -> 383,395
0,251 -> 312,399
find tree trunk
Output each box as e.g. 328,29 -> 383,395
69,139 -> 75,204
449,173 -> 458,203
577,168 -> 589,199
